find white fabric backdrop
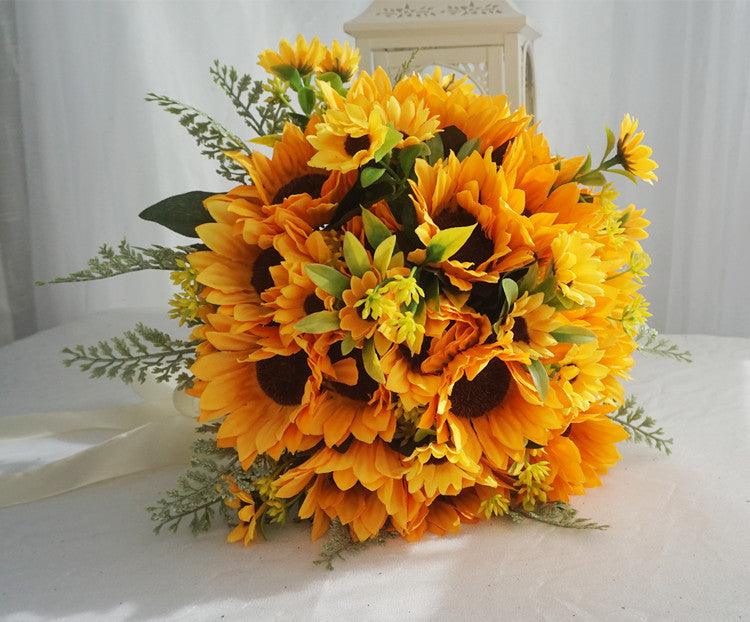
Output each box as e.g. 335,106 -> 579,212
4,0 -> 750,338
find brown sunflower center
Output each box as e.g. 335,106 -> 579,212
513,317 -> 530,343
255,351 -> 309,406
400,336 -> 433,373
432,208 -> 494,266
328,345 -> 379,402
250,247 -> 283,294
303,292 -> 325,315
344,134 -> 370,157
491,140 -> 512,166
272,174 -> 327,204
450,358 -> 511,419
440,125 -> 467,155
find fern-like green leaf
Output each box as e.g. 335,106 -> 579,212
511,502 -> 608,530
36,239 -> 194,284
609,396 -> 674,454
635,325 -> 692,362
145,92 -> 249,182
62,323 -> 197,386
314,519 -> 395,571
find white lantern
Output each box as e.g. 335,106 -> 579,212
345,0 -> 540,114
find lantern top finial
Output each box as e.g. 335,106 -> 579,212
345,1 -> 539,40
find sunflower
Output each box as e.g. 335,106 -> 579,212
410,150 -> 535,291
496,292 -> 562,363
544,404 -> 629,502
403,442 -> 497,498
548,341 -> 609,411
189,314 -> 320,466
224,477 -> 259,545
258,34 -> 325,77
420,343 -> 564,470
551,231 -> 606,307
319,39 -> 359,82
230,122 -> 353,226
616,114 -> 658,183
296,344 -> 398,446
307,106 -> 389,173
275,441 -> 413,541
380,333 -> 442,410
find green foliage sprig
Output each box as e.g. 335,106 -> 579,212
148,424 -> 238,535
609,396 -> 673,454
635,325 -> 692,362
314,519 -> 395,571
209,60 -> 288,136
62,323 -> 197,386
145,93 -> 249,183
36,239 -> 193,284
510,502 -> 609,530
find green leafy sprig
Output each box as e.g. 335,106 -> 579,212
209,60 -> 288,136
62,323 -> 197,386
36,239 -> 193,284
145,93 -> 249,183
609,396 -> 674,454
635,325 -> 692,362
148,424 -> 238,535
314,519 -> 395,571
510,502 -> 609,530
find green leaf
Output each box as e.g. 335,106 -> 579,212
360,166 -> 386,188
604,126 -> 616,159
340,335 -> 356,356
373,124 -> 403,162
527,359 -> 549,401
362,339 -> 385,384
423,272 -> 440,311
413,428 -> 436,443
373,235 -> 397,274
456,137 -> 480,161
297,87 -> 315,115
550,325 -> 597,344
343,232 -> 370,277
517,263 -> 539,294
425,224 -> 477,263
608,168 -> 639,184
578,151 -> 592,176
139,191 -> 216,237
361,208 -> 392,249
576,171 -> 607,187
304,263 -> 350,299
501,278 -> 519,307
273,65 -> 303,90
294,310 -> 340,334
317,71 -> 346,95
398,143 -> 428,175
424,134 -> 444,165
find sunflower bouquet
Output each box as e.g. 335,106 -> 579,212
50,35 -> 689,564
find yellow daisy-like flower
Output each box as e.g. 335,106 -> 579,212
307,107 -> 389,173
258,34 -> 324,77
549,341 -> 609,411
224,477 -> 259,546
403,442 -> 497,497
319,39 -> 360,82
551,231 -> 606,307
617,114 -> 658,183
497,292 -> 562,363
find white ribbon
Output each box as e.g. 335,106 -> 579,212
0,397 -> 197,508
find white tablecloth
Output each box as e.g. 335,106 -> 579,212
1,311 -> 748,621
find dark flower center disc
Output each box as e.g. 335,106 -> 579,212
450,358 -> 511,418
303,292 -> 325,314
272,174 -> 327,204
432,208 -> 494,266
344,135 -> 370,157
513,317 -> 530,343
328,344 -> 379,402
250,247 -> 283,294
255,350 -> 309,406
